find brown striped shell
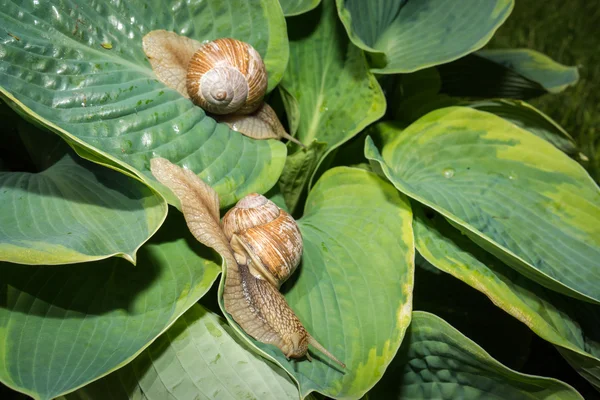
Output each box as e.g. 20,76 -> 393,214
222,193 -> 303,289
186,38 -> 267,115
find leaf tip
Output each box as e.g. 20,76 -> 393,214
121,252 -> 137,265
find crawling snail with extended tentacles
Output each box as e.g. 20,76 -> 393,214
150,157 -> 345,368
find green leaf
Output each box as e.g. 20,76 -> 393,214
279,0 -> 320,16
0,120 -> 166,265
365,107 -> 600,304
369,311 -> 584,399
278,85 -> 301,136
220,167 -> 414,398
67,304 -> 299,400
0,213 -> 221,400
413,204 -> 600,391
385,72 -> 581,157
280,0 -> 385,188
467,99 -> 579,156
278,140 -> 328,213
436,49 -> 579,100
436,53 -> 546,99
478,48 -> 579,93
335,0 -> 514,73
0,0 -> 289,207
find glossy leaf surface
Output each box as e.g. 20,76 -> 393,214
220,167 -> 415,399
279,0 -> 320,16
0,0 -> 289,207
67,304 -> 299,400
413,204 -> 600,391
336,0 -> 513,73
467,99 -> 579,156
280,0 -> 385,191
366,107 -> 600,304
0,214 -> 221,400
0,121 -> 166,265
369,311 -> 584,399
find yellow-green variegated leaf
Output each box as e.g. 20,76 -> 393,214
413,204 -> 600,391
387,70 -> 579,158
368,311 -> 584,399
365,107 -> 600,304
466,99 -> 579,156
335,0 -> 513,73
0,0 -> 289,208
0,214 -> 221,400
392,93 -> 580,157
386,71 -> 580,159
279,0 -> 385,199
0,116 -> 166,265
67,304 -> 298,400
279,0 -> 320,16
477,49 -> 580,93
220,167 -> 415,399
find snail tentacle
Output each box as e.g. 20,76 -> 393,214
150,158 -> 344,369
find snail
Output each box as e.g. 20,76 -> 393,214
221,193 -> 302,289
185,38 -> 266,115
142,31 -> 303,146
150,157 -> 345,368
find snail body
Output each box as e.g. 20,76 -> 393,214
150,157 -> 344,368
221,193 -> 344,366
142,31 -> 303,146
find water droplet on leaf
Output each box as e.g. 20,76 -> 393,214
442,168 -> 455,179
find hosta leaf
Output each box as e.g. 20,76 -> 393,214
390,86 -> 580,157
220,167 -> 414,399
335,0 -> 513,73
365,107 -> 600,303
437,50 -> 578,100
278,140 -> 328,213
436,53 -> 546,99
0,120 -> 166,265
0,214 -> 221,400
0,0 -> 288,208
478,49 -> 579,93
386,69 -> 581,159
67,304 -> 298,400
280,0 -> 385,189
369,311 -> 584,399
279,0 -> 320,16
413,204 -> 600,391
467,99 -> 579,156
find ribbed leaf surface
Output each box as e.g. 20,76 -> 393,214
0,0 -> 289,207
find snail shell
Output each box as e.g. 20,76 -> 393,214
186,38 -> 267,115
222,193 -> 302,289
150,157 -> 345,368
143,32 -> 304,146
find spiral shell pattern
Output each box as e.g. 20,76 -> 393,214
222,193 -> 303,288
186,38 -> 267,115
